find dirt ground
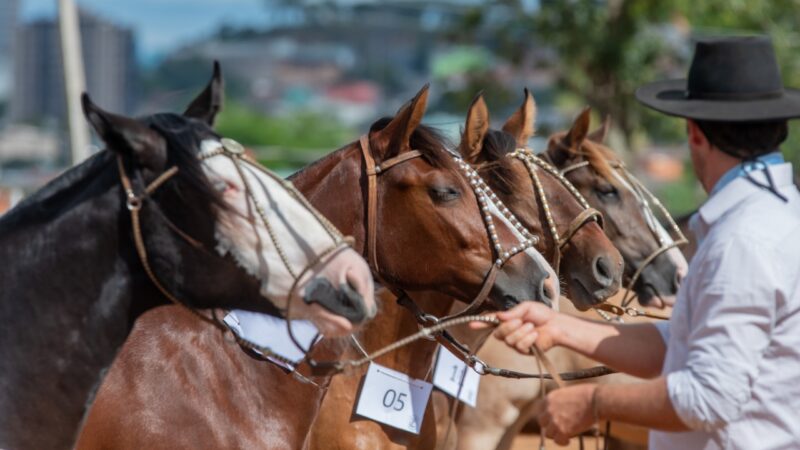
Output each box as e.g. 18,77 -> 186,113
511,433 -> 604,449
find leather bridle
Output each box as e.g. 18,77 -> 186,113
554,158 -> 688,321
117,137 -> 353,336
358,135 -> 540,320
510,148 -> 604,274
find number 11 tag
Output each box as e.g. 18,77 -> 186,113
432,346 -> 481,407
355,363 -> 433,434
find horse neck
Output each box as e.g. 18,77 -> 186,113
0,166 -> 159,448
289,145 -> 366,254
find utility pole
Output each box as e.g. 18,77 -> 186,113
58,0 -> 90,165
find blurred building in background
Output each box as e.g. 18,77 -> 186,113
0,0 -> 19,107
9,9 -> 137,137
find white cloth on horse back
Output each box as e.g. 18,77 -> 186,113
650,162 -> 800,450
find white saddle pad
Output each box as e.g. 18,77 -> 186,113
223,310 -> 320,370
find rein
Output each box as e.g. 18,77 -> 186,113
510,148 -> 604,272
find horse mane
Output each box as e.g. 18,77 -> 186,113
0,151 -> 116,231
549,131 -> 620,184
0,113 -> 225,232
472,129 -> 522,196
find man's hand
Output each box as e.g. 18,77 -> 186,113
472,301 -> 561,354
534,384 -> 597,446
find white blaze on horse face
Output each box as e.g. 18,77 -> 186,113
611,170 -> 688,292
198,140 -> 375,332
485,194 -> 560,310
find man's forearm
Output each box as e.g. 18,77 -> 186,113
553,315 -> 666,378
595,377 -> 688,432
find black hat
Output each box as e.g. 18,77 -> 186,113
636,36 -> 800,121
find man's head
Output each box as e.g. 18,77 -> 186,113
636,36 -> 800,191
686,119 -> 788,192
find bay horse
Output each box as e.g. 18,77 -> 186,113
74,85 -> 557,449
305,92 -> 624,450
0,64 -> 377,450
453,107 -> 690,450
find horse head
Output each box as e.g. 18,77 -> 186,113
544,108 -> 688,308
293,85 -> 557,314
82,63 -> 376,336
460,91 -> 623,311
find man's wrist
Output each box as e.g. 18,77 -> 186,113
548,312 -> 574,348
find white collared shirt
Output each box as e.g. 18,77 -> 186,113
651,163 -> 800,450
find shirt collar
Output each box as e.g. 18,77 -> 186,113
710,152 -> 785,195
698,162 -> 795,227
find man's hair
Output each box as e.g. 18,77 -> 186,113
695,120 -> 788,159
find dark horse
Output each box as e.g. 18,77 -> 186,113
75,85 -> 556,449
0,64 -> 376,449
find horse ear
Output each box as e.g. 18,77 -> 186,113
502,87 -> 536,147
563,107 -> 591,150
82,93 -> 167,171
372,84 -> 429,159
459,92 -> 490,163
588,114 -> 611,143
183,61 -> 224,126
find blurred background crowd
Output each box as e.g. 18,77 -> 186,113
2,0 -> 799,217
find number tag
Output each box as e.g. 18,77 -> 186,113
432,346 -> 481,407
223,310 -> 320,370
355,363 -> 433,434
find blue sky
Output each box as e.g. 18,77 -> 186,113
20,0 -> 274,62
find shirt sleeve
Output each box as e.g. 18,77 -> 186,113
665,238 -> 778,431
654,321 -> 670,343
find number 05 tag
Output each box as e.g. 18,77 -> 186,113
355,363 -> 433,434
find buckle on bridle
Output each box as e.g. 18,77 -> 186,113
467,355 -> 488,375
126,193 -> 142,211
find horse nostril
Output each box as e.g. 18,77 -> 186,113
593,256 -> 614,288
673,269 -> 684,292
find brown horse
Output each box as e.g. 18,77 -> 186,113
305,92 -> 624,450
0,64 -> 377,450
74,85 -> 556,449
453,108 -> 690,450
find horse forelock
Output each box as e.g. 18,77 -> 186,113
368,117 -> 457,172
146,113 -> 229,213
549,130 -> 620,186
473,129 -> 523,197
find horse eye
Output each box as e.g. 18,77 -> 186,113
429,186 -> 460,203
593,184 -> 619,201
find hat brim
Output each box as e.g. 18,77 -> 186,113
636,79 -> 800,121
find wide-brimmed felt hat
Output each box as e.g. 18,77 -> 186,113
636,36 -> 800,122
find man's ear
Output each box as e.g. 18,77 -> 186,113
686,119 -> 709,150
370,84 -> 429,161
184,61 -> 224,126
587,114 -> 611,144
82,93 -> 167,171
563,107 -> 591,150
502,87 -> 536,147
459,92 -> 490,164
